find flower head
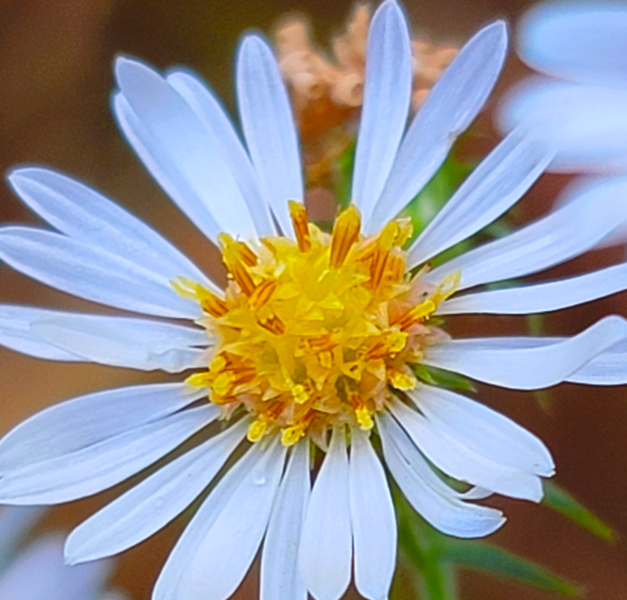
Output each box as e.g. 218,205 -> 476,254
2,2 -> 627,600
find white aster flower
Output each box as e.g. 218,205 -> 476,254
497,1 -> 627,173
1,2 -> 627,600
0,506 -> 124,600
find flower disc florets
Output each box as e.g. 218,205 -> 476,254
178,203 -> 458,448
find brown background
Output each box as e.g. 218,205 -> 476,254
0,0 -> 626,598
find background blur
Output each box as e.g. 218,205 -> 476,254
0,0 -> 626,598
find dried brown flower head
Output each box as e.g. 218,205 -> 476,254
274,4 -> 458,197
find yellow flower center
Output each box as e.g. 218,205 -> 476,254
174,203 -> 459,448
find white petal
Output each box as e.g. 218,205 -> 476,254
349,428 -> 396,600
153,445 -> 260,600
237,35 -> 303,236
299,428 -> 352,600
0,227 -> 201,319
0,305 -> 79,361
566,340 -> 627,385
7,167 -> 215,290
176,439 -> 287,600
407,385 -> 554,476
377,411 -> 506,537
439,262 -> 627,315
554,176 -> 627,248
388,398 -> 544,501
0,535 -> 112,600
32,312 -> 210,373
366,21 -> 507,232
425,176 -> 627,289
409,130 -> 553,265
261,440 -> 310,600
352,0 -> 412,223
114,57 -> 257,241
519,2 -> 627,86
497,79 -> 627,173
0,405 -> 216,504
166,70 -> 275,237
424,315 -> 627,390
65,419 -> 248,564
0,383 -> 206,473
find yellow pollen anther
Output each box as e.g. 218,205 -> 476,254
291,383 -> 311,404
258,314 -> 286,335
355,406 -> 374,430
185,372 -> 212,387
394,299 -> 437,330
289,200 -> 312,252
199,292 -> 229,317
248,419 -> 268,442
388,368 -> 417,390
250,279 -> 278,310
219,233 -> 258,295
330,206 -> 361,268
281,424 -> 307,446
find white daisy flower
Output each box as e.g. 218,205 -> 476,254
0,506 -> 125,600
1,2 -> 627,600
497,1 -> 627,173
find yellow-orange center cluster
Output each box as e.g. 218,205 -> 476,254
176,203 -> 458,448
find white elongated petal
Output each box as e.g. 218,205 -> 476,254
176,440 -> 287,600
114,57 -> 257,241
0,405 -> 217,504
0,535 -> 112,600
0,227 -> 201,319
555,176 -> 627,248
519,2 -> 627,86
153,445 -> 260,600
409,131 -> 553,265
497,79 -> 627,172
0,383 -> 206,473
113,92 -> 217,243
0,305 -> 79,361
388,398 -> 544,501
425,176 -> 627,288
32,313 -> 209,373
166,70 -> 275,236
366,21 -> 507,232
65,419 -> 248,564
408,385 -> 554,476
350,428 -> 396,600
424,315 -> 627,390
377,412 -> 505,537
299,428 -> 352,600
567,340 -> 627,385
439,262 -> 627,315
237,35 -> 303,236
7,168 -> 215,290
352,0 -> 412,223
261,440 -> 310,600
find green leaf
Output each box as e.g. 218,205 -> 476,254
441,538 -> 582,597
333,141 -> 355,210
413,363 -> 477,393
395,489 -> 461,600
397,512 -> 459,600
395,489 -> 581,599
543,481 -> 617,543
